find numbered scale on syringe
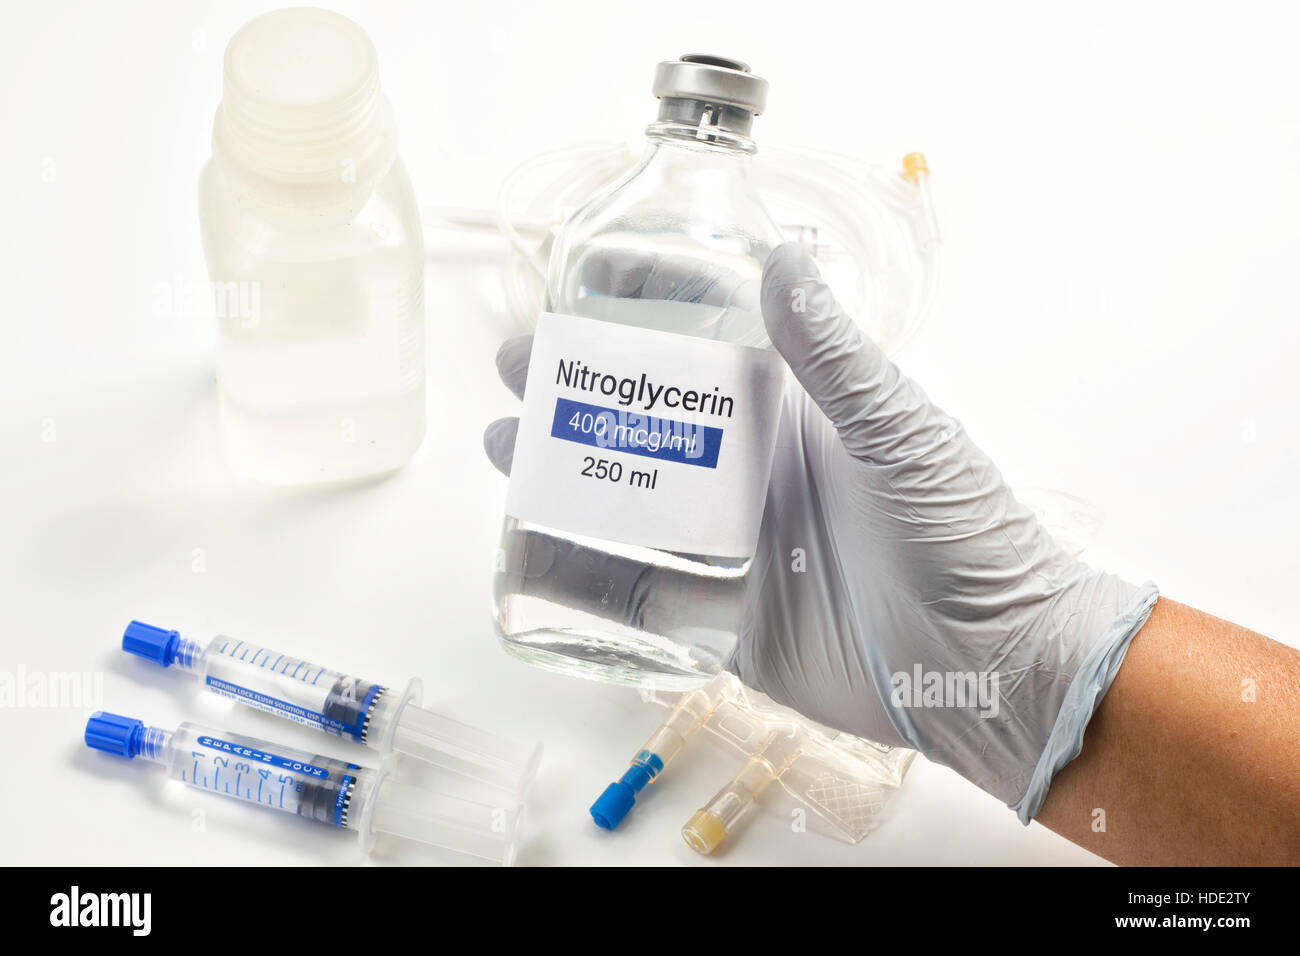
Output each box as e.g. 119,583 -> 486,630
173,724 -> 364,826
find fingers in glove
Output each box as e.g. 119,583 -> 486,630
761,242 -> 952,466
498,247 -> 758,413
483,417 -> 519,476
579,248 -> 760,313
495,335 -> 533,400
494,528 -> 745,658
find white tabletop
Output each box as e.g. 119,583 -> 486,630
1,0 -> 1295,866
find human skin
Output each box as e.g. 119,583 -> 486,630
1036,597 -> 1300,865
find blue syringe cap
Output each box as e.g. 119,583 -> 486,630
590,781 -> 637,830
122,620 -> 180,667
85,711 -> 144,758
589,756 -> 661,829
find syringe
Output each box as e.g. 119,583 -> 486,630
121,621 -> 540,796
84,711 -> 522,864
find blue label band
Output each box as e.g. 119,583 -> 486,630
550,397 -> 723,469
353,683 -> 383,742
197,736 -> 330,779
205,677 -> 380,741
206,676 -> 352,736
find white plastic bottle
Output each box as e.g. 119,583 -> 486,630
199,8 -> 425,486
495,56 -> 787,689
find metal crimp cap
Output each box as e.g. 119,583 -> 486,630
652,54 -> 768,116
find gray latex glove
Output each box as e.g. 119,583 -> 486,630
486,242 -> 1157,821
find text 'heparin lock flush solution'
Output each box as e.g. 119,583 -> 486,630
494,56 -> 787,689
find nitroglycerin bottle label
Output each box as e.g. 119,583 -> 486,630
506,312 -> 785,557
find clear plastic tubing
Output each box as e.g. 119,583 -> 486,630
590,679 -> 728,828
84,712 -> 520,864
121,621 -> 541,797
681,730 -> 800,855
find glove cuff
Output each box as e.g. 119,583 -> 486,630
1011,581 -> 1160,824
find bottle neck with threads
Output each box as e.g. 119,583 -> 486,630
210,8 -> 397,214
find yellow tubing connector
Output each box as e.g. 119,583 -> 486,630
901,151 -> 930,185
682,809 -> 728,855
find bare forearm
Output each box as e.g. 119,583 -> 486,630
1036,597 -> 1300,865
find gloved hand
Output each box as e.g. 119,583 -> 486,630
485,242 -> 1157,821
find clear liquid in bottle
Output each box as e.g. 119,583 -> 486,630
494,56 -> 785,689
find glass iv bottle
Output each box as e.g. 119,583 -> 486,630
494,56 -> 786,689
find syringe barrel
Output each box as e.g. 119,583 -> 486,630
84,711 -> 382,833
123,622 -> 389,745
367,778 -> 522,866
164,721 -> 379,830
389,702 -> 541,797
196,636 -> 388,744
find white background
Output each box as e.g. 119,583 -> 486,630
0,0 -> 1296,866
